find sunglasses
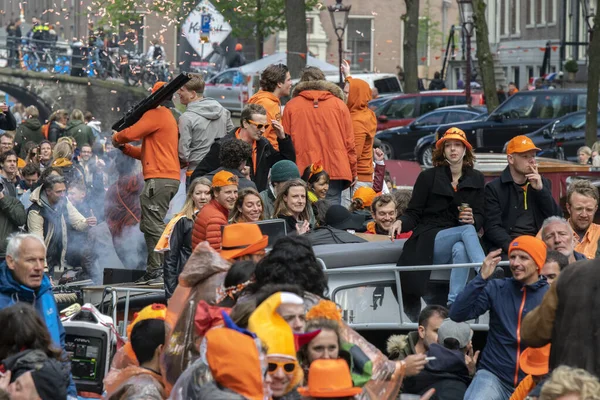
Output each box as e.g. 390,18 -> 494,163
268,361 -> 296,375
247,119 -> 270,130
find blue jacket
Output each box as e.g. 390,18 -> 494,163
0,263 -> 77,397
449,275 -> 549,388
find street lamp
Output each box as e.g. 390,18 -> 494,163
328,0 -> 351,85
457,0 -> 474,105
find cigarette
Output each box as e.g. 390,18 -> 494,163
425,357 -> 437,361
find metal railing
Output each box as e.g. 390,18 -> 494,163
323,260 -> 511,331
101,286 -> 164,337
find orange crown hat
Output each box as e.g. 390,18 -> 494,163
352,187 -> 377,208
298,359 -> 362,398
519,344 -> 551,376
151,81 -> 166,94
212,170 -> 239,188
436,127 -> 472,150
220,223 -> 268,260
205,327 -> 264,400
307,161 -> 325,181
124,304 -> 167,362
506,135 -> 541,155
508,235 -> 547,271
306,300 -> 343,323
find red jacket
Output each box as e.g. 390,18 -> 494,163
192,199 -> 229,250
282,80 -> 357,184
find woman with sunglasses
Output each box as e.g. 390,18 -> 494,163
190,103 -> 296,193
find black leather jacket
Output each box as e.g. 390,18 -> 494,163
163,216 -> 194,299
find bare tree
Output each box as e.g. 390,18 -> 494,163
472,0 -> 499,112
586,1 -> 600,147
285,0 -> 308,79
402,0 -> 419,93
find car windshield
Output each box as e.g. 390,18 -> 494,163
553,113 -> 586,133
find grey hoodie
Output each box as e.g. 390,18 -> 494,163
178,97 -> 234,171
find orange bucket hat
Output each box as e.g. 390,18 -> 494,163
506,135 -> 541,155
213,170 -> 239,188
298,359 -> 362,398
519,344 -> 551,376
220,223 -> 268,260
352,187 -> 377,208
508,235 -> 547,271
436,127 -> 472,151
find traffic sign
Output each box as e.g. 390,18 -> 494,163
201,14 -> 211,34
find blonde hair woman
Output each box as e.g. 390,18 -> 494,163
156,177 -> 212,299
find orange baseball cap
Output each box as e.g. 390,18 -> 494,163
298,359 -> 362,398
506,135 -> 541,155
212,170 -> 239,188
519,344 -> 551,376
352,187 -> 377,208
151,81 -> 166,93
436,127 -> 472,150
508,235 -> 547,271
220,223 -> 268,260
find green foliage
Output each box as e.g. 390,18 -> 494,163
417,0 -> 444,65
564,59 -> 579,73
211,0 -> 320,41
91,0 -> 197,30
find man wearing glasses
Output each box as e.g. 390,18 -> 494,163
192,103 -> 296,192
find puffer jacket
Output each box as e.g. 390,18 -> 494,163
178,97 -> 234,172
192,199 -> 228,250
282,80 -> 357,184
65,120 -> 95,148
15,118 -> 44,157
164,216 -> 194,300
450,275 -> 549,388
0,264 -> 77,396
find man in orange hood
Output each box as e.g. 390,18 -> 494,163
248,64 -> 292,151
344,75 -> 377,192
282,66 -> 357,205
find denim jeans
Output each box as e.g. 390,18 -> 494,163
326,180 -> 346,206
433,225 -> 485,304
464,369 -> 514,400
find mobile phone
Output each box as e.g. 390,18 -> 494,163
425,356 -> 437,361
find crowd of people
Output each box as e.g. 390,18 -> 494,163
0,60 -> 598,400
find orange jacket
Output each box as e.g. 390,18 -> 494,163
248,90 -> 282,151
114,106 -> 180,181
509,374 -> 534,400
282,80 -> 357,183
346,77 -> 377,182
192,199 -> 229,250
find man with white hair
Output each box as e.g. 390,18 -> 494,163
0,233 -> 77,398
539,216 -> 586,264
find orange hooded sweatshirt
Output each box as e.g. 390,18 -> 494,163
248,90 -> 282,151
346,77 -> 377,182
113,106 -> 180,181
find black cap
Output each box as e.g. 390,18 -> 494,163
30,358 -> 68,400
325,205 -> 365,231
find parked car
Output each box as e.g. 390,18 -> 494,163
376,105 -> 487,160
375,90 -> 485,132
513,110 -> 600,161
203,68 -> 251,113
414,89 -> 591,167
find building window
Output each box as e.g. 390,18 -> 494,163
548,0 -> 556,24
346,17 -> 373,72
535,0 -> 545,24
526,0 -> 534,26
510,0 -> 517,34
500,0 -> 507,35
418,17 -> 430,65
513,66 -> 520,89
306,17 -> 314,35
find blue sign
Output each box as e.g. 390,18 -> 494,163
201,14 -> 211,34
